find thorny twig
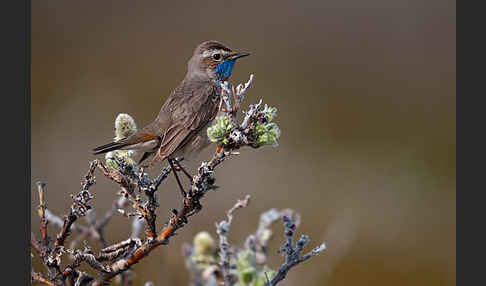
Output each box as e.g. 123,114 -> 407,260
37,182 -> 49,248
245,209 -> 300,265
31,270 -> 55,286
31,232 -> 43,256
264,216 -> 327,286
220,74 -> 254,126
32,161 -> 97,283
216,195 -> 251,285
97,156 -> 175,240
70,196 -> 129,249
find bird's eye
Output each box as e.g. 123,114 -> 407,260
212,53 -> 221,61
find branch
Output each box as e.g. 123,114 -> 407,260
53,161 -> 96,251
245,209 -> 299,265
37,182 -> 49,248
31,232 -> 43,256
216,195 -> 251,285
68,246 -> 112,273
96,157 -> 174,240
33,161 -> 97,284
31,270 -> 55,286
265,215 -> 326,286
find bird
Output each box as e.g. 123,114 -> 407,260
92,40 -> 250,193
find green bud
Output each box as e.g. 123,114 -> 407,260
255,122 -> 281,147
207,116 -> 235,143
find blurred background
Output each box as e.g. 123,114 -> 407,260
31,0 -> 455,285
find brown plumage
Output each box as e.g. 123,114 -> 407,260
92,41 -> 250,168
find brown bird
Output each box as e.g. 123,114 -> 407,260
92,41 -> 249,190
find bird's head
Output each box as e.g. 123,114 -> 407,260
187,40 -> 250,82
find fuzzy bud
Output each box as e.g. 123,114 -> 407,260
193,231 -> 216,255
207,116 -> 235,143
114,113 -> 137,141
255,122 -> 281,147
105,113 -> 138,167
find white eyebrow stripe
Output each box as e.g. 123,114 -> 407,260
202,50 -> 213,57
202,49 -> 231,58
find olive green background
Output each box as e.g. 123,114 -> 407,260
31,0 -> 456,285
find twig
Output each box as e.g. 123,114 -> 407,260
97,158 -> 173,240
221,74 -> 254,124
31,270 -> 55,286
68,247 -> 112,273
265,215 -> 326,286
72,270 -> 93,286
215,195 -> 251,285
44,161 -> 97,283
245,209 -> 299,265
37,182 -> 49,248
31,232 -> 43,256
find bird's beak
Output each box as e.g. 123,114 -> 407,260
227,52 -> 250,60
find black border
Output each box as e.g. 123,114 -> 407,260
458,0 -> 478,284
2,0 -> 30,282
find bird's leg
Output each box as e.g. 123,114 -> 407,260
173,157 -> 193,181
168,158 -> 187,197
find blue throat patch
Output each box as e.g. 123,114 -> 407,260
215,59 -> 236,81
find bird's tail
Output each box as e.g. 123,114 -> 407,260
92,141 -> 129,155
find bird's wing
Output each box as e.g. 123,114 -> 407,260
153,80 -> 220,163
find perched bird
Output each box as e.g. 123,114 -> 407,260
92,41 -> 249,188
